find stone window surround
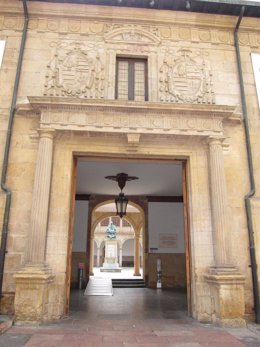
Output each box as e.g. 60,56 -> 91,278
106,51 -> 158,102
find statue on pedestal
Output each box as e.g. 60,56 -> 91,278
106,222 -> 117,240
100,221 -> 121,272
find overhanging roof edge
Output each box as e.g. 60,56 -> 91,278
195,0 -> 260,7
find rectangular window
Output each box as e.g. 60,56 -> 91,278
0,40 -> 6,67
116,57 -> 148,101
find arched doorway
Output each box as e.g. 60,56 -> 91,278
90,202 -> 144,279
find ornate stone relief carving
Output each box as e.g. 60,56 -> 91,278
105,24 -> 159,37
44,42 -> 105,99
159,48 -> 215,104
104,25 -> 160,45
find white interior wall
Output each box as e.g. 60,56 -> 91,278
148,202 -> 184,253
122,238 -> 134,256
72,200 -> 89,252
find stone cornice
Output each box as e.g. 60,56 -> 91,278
1,1 -> 258,32
22,96 -> 237,118
16,97 -> 240,138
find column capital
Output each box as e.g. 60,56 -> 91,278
37,128 -> 56,139
207,136 -> 226,146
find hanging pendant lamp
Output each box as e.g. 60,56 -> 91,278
105,173 -> 138,218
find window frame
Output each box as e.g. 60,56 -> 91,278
115,57 -> 148,101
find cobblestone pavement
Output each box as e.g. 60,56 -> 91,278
0,288 -> 259,347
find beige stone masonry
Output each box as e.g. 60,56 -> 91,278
205,267 -> 246,327
14,265 -> 54,323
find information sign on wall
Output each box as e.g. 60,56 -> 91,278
159,233 -> 178,249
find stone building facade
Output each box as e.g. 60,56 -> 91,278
0,0 -> 260,326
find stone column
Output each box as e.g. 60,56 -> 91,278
96,246 -> 100,267
26,129 -> 56,265
119,247 -> 122,267
134,236 -> 141,276
89,237 -> 94,275
14,129 -> 56,323
205,137 -> 245,326
208,137 -> 231,267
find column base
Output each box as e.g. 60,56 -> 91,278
14,264 -> 55,323
204,266 -> 246,327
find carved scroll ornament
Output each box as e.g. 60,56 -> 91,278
159,48 -> 215,104
44,42 -> 105,99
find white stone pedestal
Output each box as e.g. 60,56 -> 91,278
100,240 -> 121,272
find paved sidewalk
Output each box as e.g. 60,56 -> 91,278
0,287 -> 260,347
1,314 -> 260,347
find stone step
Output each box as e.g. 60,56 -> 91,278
112,279 -> 145,288
84,277 -> 113,296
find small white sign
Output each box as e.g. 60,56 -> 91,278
0,40 -> 5,67
251,53 -> 260,109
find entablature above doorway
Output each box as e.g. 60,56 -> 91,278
17,97 -> 241,138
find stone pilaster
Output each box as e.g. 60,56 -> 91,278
14,129 -> 56,323
27,129 -> 56,265
134,236 -> 141,276
208,137 -> 231,267
205,137 -> 245,326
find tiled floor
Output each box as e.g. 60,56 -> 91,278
1,288 -> 260,347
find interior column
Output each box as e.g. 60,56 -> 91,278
134,235 -> 141,276
119,247 -> 122,267
89,236 -> 94,275
96,246 -> 100,267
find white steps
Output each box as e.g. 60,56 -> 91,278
84,277 -> 113,296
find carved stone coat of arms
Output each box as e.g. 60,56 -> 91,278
44,42 -> 105,99
159,48 -> 215,104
